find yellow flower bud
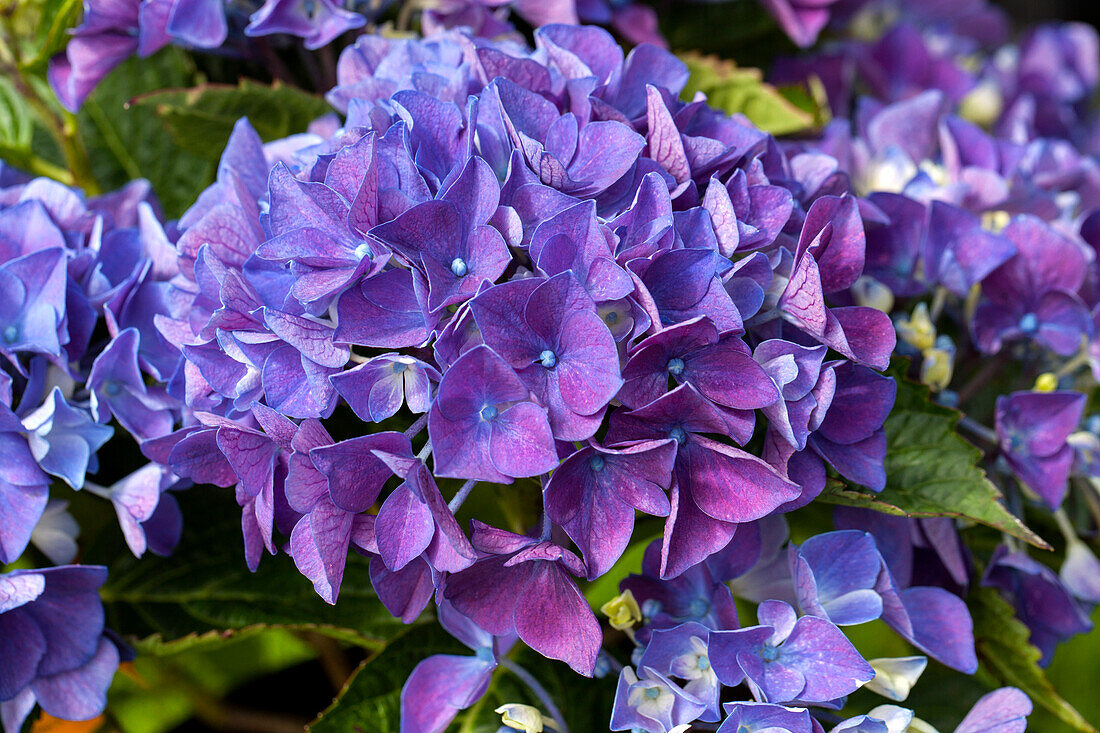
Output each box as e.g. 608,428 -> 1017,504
920,348 -> 954,392
1034,372 -> 1059,393
958,81 -> 1004,129
896,302 -> 936,352
851,275 -> 895,313
601,589 -> 642,632
981,210 -> 1011,233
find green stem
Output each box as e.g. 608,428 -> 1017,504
1055,347 -> 1092,379
1053,508 -> 1082,548
499,658 -> 570,733
12,151 -> 74,184
0,14 -> 99,193
928,286 -> 948,322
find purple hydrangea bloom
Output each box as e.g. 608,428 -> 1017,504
50,0 -> 394,111
142,20 -> 910,717
716,702 -> 819,733
443,521 -> 601,675
638,622 -> 722,721
608,385 -> 801,578
790,530 -> 884,626
371,453 -> 477,575
0,566 -> 120,732
972,216 -> 1092,357
709,599 -> 874,704
85,464 -> 182,558
0,402 -> 50,566
610,664 -> 707,733
400,598 -> 510,733
471,273 -> 622,440
1060,541 -> 1100,605
330,354 -> 440,423
427,345 -> 558,483
619,316 -> 779,413
995,391 -> 1086,508
245,0 -> 367,49
621,538 -> 746,641
983,544 -> 1093,665
544,440 -> 676,579
777,196 -> 897,370
22,387 -> 114,491
758,0 -> 845,48
954,687 -> 1031,733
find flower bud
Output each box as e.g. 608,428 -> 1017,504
1034,372 -> 1059,393
865,656 -> 928,701
852,275 -> 895,313
981,210 -> 1011,233
601,589 -> 642,632
496,704 -> 552,732
896,303 -> 936,352
959,80 -> 1004,129
920,336 -> 956,392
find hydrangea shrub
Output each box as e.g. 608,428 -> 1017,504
2,0 -> 1100,731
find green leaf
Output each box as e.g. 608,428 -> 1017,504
93,490 -> 411,651
77,48 -> 214,218
109,628 -> 318,733
310,625 -> 618,732
659,0 -> 794,69
679,53 -> 819,136
972,586 -> 1097,733
309,626 -> 467,733
16,0 -> 85,73
132,79 -> 334,161
818,360 -> 1049,549
0,76 -> 34,154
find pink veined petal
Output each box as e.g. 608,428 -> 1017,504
488,402 -> 559,478
513,562 -> 601,675
375,483 -> 435,571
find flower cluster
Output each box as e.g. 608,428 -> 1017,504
0,167 -> 186,731
771,0 -> 1099,149
0,169 -> 183,567
601,512 -> 990,732
50,0 -> 390,111
3,0 -> 1096,729
128,12 -> 1048,728
768,0 -> 1100,688
0,566 -> 122,732
50,0 -> 668,113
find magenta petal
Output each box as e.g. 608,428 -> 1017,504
954,688 -> 1031,733
311,432 -> 413,512
488,402 -> 559,478
896,586 -> 977,674
685,340 -> 779,410
799,195 -> 865,294
375,483 -> 434,571
370,557 -> 435,624
444,556 -> 518,636
400,654 -> 495,733
661,480 -> 738,579
513,562 -> 601,676
684,437 -> 801,523
554,309 -> 622,415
